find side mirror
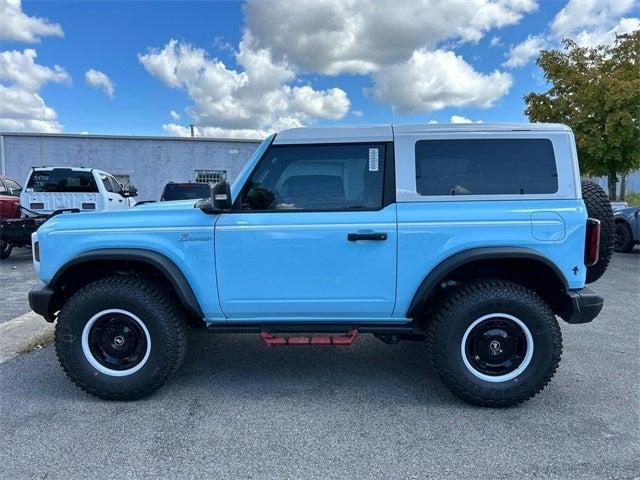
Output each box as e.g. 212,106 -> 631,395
196,180 -> 231,214
124,185 -> 138,198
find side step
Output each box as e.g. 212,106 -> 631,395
260,329 -> 358,347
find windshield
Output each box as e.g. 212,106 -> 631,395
26,170 -> 98,193
161,183 -> 210,201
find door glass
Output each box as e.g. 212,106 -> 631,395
108,176 -> 124,195
3,179 -> 22,196
100,174 -> 113,192
239,144 -> 386,211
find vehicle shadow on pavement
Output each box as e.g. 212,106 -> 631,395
174,332 -> 456,407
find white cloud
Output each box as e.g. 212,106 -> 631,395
504,0 -> 638,71
352,110 -> 363,118
139,38 -> 350,138
85,69 -> 115,98
0,85 -> 63,132
0,49 -> 69,132
244,0 -> 537,75
79,131 -> 89,135
170,110 -> 181,121
0,49 -> 69,91
550,0 -> 638,47
163,123 -> 268,140
503,34 -> 547,68
490,36 -> 503,47
551,0 -> 635,38
371,49 -> 512,114
571,17 -> 640,48
450,115 -> 483,123
0,0 -> 63,43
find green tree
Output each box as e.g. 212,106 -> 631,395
524,31 -> 640,200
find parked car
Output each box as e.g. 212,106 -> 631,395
160,182 -> 210,201
1,167 -> 138,260
29,123 -> 613,407
21,167 -> 137,215
613,205 -> 640,252
610,201 -> 628,210
0,176 -> 22,258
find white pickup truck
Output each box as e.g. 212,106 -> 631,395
21,167 -> 136,215
1,167 -> 137,259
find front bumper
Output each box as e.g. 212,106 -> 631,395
28,284 -> 55,322
562,287 -> 604,324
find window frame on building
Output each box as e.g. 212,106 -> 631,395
195,169 -> 227,185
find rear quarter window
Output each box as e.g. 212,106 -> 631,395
26,170 -> 99,193
415,138 -> 558,196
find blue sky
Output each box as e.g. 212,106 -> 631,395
0,0 -> 638,138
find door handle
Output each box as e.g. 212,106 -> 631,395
347,232 -> 387,241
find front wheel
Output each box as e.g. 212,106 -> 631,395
0,241 -> 13,259
614,222 -> 634,253
55,275 -> 187,400
427,279 -> 562,407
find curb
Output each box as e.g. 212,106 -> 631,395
0,311 -> 54,365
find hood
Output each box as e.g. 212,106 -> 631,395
132,199 -> 198,211
37,199 -> 213,235
614,206 -> 639,217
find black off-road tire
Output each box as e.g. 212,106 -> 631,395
427,279 -> 562,407
0,241 -> 12,259
581,180 -> 614,283
614,222 -> 634,253
55,275 -> 187,400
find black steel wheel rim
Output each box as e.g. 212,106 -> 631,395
87,313 -> 148,371
464,317 -> 528,377
614,225 -> 625,250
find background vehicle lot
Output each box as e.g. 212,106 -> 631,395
1,249 -> 638,479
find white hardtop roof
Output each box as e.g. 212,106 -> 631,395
274,123 -> 571,144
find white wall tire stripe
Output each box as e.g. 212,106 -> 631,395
460,313 -> 534,383
81,309 -> 151,377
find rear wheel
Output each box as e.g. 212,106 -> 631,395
55,275 -> 187,400
427,279 -> 562,407
581,180 -> 614,283
0,241 -> 12,259
614,222 -> 634,253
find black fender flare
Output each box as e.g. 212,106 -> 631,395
406,247 -> 569,318
50,248 -> 204,319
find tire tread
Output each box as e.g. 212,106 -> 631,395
427,279 -> 562,407
55,275 -> 187,400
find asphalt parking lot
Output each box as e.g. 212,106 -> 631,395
0,248 -> 41,323
1,250 -> 638,479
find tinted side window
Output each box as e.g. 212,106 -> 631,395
239,144 -> 386,211
0,180 -> 7,194
415,139 -> 558,196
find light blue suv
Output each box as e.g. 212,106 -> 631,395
29,123 -> 614,406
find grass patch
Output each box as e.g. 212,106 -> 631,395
623,192 -> 640,206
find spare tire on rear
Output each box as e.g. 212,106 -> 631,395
581,180 -> 614,283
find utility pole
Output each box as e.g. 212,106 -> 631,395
189,124 -> 195,138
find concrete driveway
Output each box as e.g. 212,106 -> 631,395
0,252 -> 638,479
